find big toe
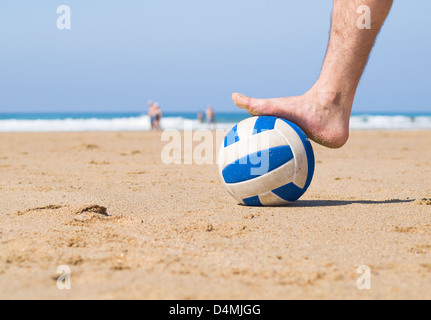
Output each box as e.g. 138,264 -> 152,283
232,93 -> 266,116
232,93 -> 251,109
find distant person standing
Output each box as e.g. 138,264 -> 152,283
148,100 -> 156,130
153,103 -> 163,131
198,111 -> 205,124
206,105 -> 216,129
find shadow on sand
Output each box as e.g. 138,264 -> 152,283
290,199 -> 415,208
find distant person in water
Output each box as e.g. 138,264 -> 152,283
152,103 -> 163,131
206,105 -> 216,129
198,111 -> 205,124
148,100 -> 156,130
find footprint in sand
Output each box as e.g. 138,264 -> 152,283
416,198 -> 431,206
84,144 -> 99,150
16,205 -> 64,215
15,204 -> 137,228
16,204 -> 108,219
89,161 -> 110,165
394,225 -> 431,234
74,144 -> 100,150
70,206 -> 110,226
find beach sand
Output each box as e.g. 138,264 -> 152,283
0,131 -> 430,300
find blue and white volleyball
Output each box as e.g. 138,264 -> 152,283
218,116 -> 315,206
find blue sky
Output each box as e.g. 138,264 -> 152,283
0,1 -> 430,113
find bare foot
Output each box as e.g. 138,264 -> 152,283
232,86 -> 352,148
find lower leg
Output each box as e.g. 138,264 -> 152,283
233,0 -> 393,148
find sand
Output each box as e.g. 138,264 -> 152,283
0,131 -> 430,300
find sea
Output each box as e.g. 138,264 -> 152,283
0,112 -> 430,132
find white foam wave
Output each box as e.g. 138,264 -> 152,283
0,115 -> 237,132
0,115 -> 430,132
350,115 -> 431,130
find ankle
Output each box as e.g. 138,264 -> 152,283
312,79 -> 356,107
304,83 -> 352,148
313,85 -> 344,106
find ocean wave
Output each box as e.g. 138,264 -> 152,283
0,115 -> 430,132
0,115 -> 237,132
350,115 -> 431,130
